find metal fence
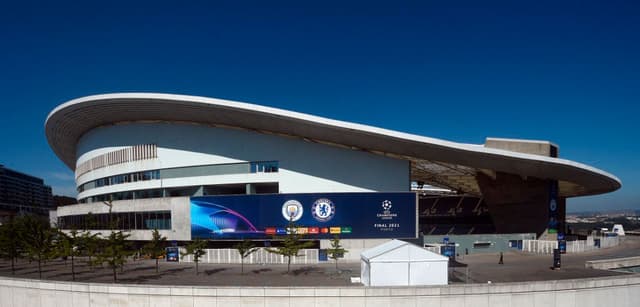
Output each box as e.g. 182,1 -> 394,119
180,248 -> 320,264
522,236 -> 620,254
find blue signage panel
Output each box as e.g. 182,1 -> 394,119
190,192 -> 417,239
548,181 -> 559,234
166,247 -> 179,262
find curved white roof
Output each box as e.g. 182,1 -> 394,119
45,93 -> 621,198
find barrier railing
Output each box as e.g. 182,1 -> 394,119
522,236 -> 620,254
180,248 -> 319,264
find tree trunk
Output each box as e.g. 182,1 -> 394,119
38,257 -> 42,279
287,256 -> 291,274
195,261 -> 199,275
156,258 -> 159,273
71,255 -> 76,281
10,257 -> 15,275
241,258 -> 244,274
113,266 -> 117,282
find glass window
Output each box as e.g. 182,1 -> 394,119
142,212 -> 150,230
165,212 -> 172,229
250,161 -> 279,173
128,212 -> 134,230
139,212 -> 144,229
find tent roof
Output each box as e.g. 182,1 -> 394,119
361,239 -> 449,262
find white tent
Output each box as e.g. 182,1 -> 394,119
360,239 -> 449,286
612,224 -> 626,236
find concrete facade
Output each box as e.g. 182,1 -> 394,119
480,138 -> 565,238
57,197 -> 191,241
1,275 -> 639,307
484,137 -> 558,158
75,122 -> 410,200
422,233 -> 537,255
476,172 -> 566,238
585,256 -> 640,270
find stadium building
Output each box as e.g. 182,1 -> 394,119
45,93 -> 621,253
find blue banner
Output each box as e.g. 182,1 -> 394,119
548,181 -> 559,234
190,192 -> 417,239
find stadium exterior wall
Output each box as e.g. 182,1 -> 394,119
1,275 -> 638,307
57,197 -> 191,241
75,122 -> 410,201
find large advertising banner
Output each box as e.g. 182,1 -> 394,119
190,192 -> 417,240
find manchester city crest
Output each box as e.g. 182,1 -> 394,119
282,200 -> 303,221
312,198 -> 335,222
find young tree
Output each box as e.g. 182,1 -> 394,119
80,230 -> 101,270
326,235 -> 348,272
143,228 -> 167,273
234,239 -> 257,274
181,238 -> 207,275
96,200 -> 132,282
77,210 -> 101,270
0,217 -> 24,274
266,220 -> 315,274
56,229 -> 83,281
97,230 -> 131,282
20,215 -> 56,279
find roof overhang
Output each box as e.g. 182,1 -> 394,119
45,93 -> 621,198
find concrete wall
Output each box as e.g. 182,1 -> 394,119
75,122 -> 410,198
1,275 -> 639,307
585,256 -> 640,270
57,197 -> 191,241
477,172 -> 550,236
422,234 -> 537,255
485,138 -> 557,157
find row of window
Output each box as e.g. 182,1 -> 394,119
77,161 -> 279,193
84,189 -> 165,203
250,161 -> 279,173
58,211 -> 171,230
78,183 -> 279,204
78,170 -> 160,192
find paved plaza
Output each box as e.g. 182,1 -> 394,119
1,237 -> 638,286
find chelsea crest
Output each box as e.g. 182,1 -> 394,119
312,198 -> 335,222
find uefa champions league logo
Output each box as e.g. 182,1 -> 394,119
377,200 -> 397,220
312,198 -> 335,222
382,200 -> 392,211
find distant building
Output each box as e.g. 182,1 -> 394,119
53,195 -> 77,207
0,164 -> 54,220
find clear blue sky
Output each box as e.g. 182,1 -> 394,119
1,1 -> 638,212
